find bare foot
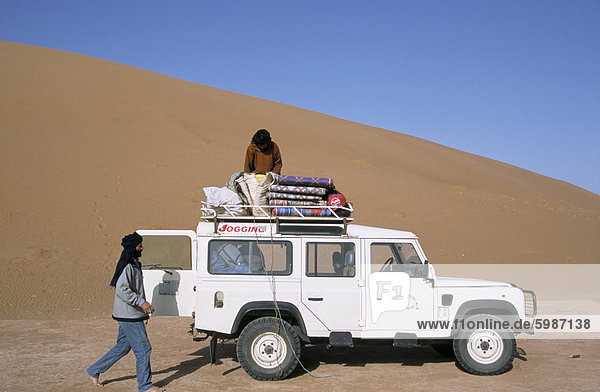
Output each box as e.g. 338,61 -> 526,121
90,375 -> 103,387
143,387 -> 165,392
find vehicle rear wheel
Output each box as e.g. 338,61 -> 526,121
236,317 -> 301,381
453,314 -> 516,375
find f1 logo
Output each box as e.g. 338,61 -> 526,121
376,281 -> 404,301
369,272 -> 410,323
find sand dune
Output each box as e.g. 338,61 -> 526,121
1,41 -> 599,318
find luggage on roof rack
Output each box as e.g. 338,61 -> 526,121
200,201 -> 354,223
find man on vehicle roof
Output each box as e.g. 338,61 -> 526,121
244,129 -> 282,174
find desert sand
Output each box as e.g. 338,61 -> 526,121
1,42 -> 600,391
0,317 -> 599,392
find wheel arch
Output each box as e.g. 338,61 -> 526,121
453,299 -> 520,325
231,301 -> 309,341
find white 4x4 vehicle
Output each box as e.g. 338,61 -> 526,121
140,216 -> 536,380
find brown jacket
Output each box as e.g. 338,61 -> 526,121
244,141 -> 282,174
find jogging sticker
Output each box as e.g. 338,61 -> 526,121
218,224 -> 269,235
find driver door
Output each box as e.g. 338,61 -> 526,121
138,230 -> 196,317
365,240 -> 433,335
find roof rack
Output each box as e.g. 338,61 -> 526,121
200,201 -> 353,235
200,201 -> 354,224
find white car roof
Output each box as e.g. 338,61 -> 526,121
346,224 -> 417,239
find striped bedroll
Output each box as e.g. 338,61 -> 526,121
267,192 -> 324,201
272,207 -> 333,217
269,184 -> 328,196
269,199 -> 328,207
272,174 -> 335,190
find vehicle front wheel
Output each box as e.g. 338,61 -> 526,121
453,314 -> 516,375
236,317 -> 301,381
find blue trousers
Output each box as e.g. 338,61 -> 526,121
87,321 -> 154,392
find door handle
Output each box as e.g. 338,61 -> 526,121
308,297 -> 323,301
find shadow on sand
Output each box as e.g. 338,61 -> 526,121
286,344 -> 455,379
103,345 -> 217,387
104,343 -> 528,386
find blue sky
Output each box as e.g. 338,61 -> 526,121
2,1 -> 599,195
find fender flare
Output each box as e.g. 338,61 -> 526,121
231,301 -> 309,340
453,299 -> 520,329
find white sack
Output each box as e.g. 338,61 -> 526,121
235,175 -> 254,206
203,186 -> 243,215
235,173 -> 274,216
254,173 -> 275,215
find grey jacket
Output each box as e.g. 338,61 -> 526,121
112,260 -> 149,322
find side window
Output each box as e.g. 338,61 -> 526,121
397,243 -> 421,264
141,235 -> 192,270
306,242 -> 355,277
371,243 -> 423,274
208,240 -> 292,275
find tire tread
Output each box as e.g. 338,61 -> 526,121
452,314 -> 516,376
236,317 -> 300,381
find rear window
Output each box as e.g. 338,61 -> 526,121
140,235 -> 192,270
306,242 -> 356,277
208,240 -> 292,275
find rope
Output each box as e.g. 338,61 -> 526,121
250,215 -> 340,379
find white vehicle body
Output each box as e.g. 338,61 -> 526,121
140,218 -> 536,379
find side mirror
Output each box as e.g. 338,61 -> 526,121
418,264 -> 430,278
407,264 -> 429,279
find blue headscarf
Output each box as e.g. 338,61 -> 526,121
109,232 -> 143,287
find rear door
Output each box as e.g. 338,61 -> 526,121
138,230 -> 196,317
301,238 -> 362,333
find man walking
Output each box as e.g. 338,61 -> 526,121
87,232 -> 164,392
